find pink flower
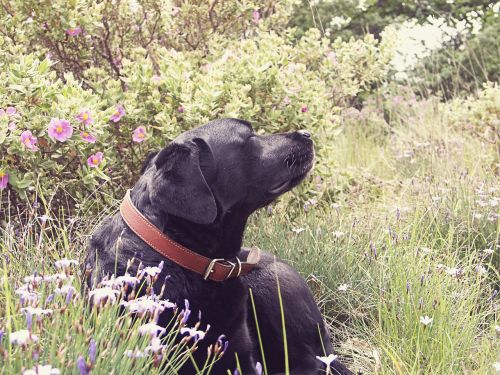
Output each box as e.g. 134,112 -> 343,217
132,126 -> 147,143
87,152 -> 103,168
66,27 -> 82,36
20,130 -> 39,151
76,110 -> 94,125
301,105 -> 309,113
80,131 -> 97,144
252,10 -> 260,24
0,109 -> 5,117
171,7 -> 180,16
177,106 -> 184,113
0,171 -> 8,190
110,105 -> 125,122
48,118 -> 73,142
6,107 -> 16,116
327,51 -> 337,64
8,122 -> 17,131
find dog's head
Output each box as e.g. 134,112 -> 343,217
145,119 -> 314,224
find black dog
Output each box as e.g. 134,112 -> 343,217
86,119 -> 352,374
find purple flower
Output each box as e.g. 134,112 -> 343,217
89,339 -> 97,364
0,171 -> 8,190
0,329 -> 4,344
66,27 -> 82,36
80,131 -> 97,143
20,130 -> 38,151
76,110 -> 93,125
180,326 -> 207,341
301,105 -> 309,113
252,10 -> 260,24
48,118 -> 73,142
110,105 -> 125,122
76,355 -> 88,375
138,323 -> 166,337
177,106 -> 185,113
6,106 -> 16,116
87,152 -> 103,168
132,126 -> 147,143
181,299 -> 191,324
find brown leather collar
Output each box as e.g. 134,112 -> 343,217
119,190 -> 260,282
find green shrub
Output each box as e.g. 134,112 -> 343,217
0,0 -> 396,213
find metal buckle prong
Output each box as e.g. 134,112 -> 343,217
203,258 -> 225,280
235,257 -> 242,277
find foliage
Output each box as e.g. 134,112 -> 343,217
0,0 -> 396,211
409,21 -> 500,98
290,0 -> 497,40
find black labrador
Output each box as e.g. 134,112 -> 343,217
85,119 -> 352,375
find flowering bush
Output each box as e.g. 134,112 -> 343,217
0,1 -> 396,211
443,83 -> 500,152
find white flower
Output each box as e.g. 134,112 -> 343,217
493,362 -> 500,372
121,296 -> 176,314
54,284 -> 77,296
291,227 -> 305,234
54,258 -> 79,269
483,248 -> 494,255
23,274 -> 44,284
101,274 -> 140,289
9,329 -> 38,346
125,349 -> 146,358
337,283 -> 349,292
21,307 -> 53,318
489,198 -> 499,207
331,203 -> 341,209
419,247 -> 432,255
15,288 -> 41,304
420,316 -> 433,326
88,287 -> 120,305
45,273 -> 71,282
494,324 -> 500,333
444,267 -> 462,277
476,265 -> 488,275
180,326 -> 208,340
144,337 -> 165,353
138,323 -> 166,337
473,213 -> 483,220
333,231 -> 344,239
316,353 -> 338,367
23,365 -> 60,375
140,261 -> 164,278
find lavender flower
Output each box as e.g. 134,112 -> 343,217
316,353 -> 338,367
48,118 -> 73,142
180,325 -> 209,341
110,104 -> 125,122
76,355 -> 89,375
0,170 -> 9,190
89,339 -> 97,364
55,258 -> 79,269
144,337 -> 165,354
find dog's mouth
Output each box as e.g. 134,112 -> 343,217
268,151 -> 314,195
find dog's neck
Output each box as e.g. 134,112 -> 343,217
130,185 -> 248,260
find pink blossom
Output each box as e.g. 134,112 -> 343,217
20,130 -> 38,151
110,105 -> 125,122
252,10 -> 260,24
327,51 -> 337,64
48,118 -> 73,142
87,152 -> 103,168
132,126 -> 147,143
177,106 -> 185,113
8,122 -> 16,131
301,105 -> 309,113
80,131 -> 97,144
76,110 -> 94,125
0,171 -> 8,190
171,7 -> 180,16
0,109 -> 5,117
6,106 -> 16,116
66,27 -> 82,36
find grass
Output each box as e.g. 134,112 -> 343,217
0,95 -> 499,374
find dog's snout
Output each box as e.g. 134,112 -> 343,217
297,129 -> 311,138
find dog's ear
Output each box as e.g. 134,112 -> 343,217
149,138 -> 217,224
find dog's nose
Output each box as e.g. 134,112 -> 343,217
297,129 -> 311,138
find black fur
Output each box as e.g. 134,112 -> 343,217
85,119 -> 352,375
